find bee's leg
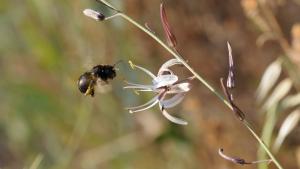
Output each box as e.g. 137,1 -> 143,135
85,82 -> 95,96
90,90 -> 95,97
84,87 -> 92,96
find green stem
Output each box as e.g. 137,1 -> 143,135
258,105 -> 278,169
98,1 -> 283,168
244,121 -> 283,169
117,13 -> 231,108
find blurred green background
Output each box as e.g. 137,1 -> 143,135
0,0 -> 300,169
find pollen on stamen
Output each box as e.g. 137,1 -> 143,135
133,90 -> 140,95
128,60 -> 135,69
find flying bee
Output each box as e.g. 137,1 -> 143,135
78,62 -> 121,97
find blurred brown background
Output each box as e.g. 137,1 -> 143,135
0,0 -> 300,168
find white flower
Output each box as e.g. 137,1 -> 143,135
124,59 -> 194,125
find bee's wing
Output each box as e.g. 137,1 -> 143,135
82,56 -> 94,70
94,79 -> 112,93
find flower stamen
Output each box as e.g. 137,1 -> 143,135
124,59 -> 193,125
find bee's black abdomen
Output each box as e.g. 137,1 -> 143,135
78,72 -> 93,93
92,65 -> 116,81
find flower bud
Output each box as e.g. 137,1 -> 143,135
160,3 -> 177,48
226,42 -> 235,89
83,9 -> 105,21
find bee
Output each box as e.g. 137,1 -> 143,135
78,63 -> 118,97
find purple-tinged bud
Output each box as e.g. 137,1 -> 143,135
226,42 -> 235,89
218,148 -> 272,165
160,3 -> 177,48
220,78 -> 245,121
83,9 -> 105,21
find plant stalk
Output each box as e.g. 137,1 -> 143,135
97,1 -> 283,168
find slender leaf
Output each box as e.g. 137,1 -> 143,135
256,60 -> 282,103
262,78 -> 292,111
29,154 -> 43,169
258,105 -> 278,169
281,93 -> 300,110
273,110 -> 300,153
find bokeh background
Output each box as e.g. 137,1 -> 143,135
1,0 -> 300,168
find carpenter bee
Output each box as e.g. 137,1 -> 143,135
78,63 -> 119,97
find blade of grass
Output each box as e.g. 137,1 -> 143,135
256,59 -> 282,103
258,105 -> 278,169
273,109 -> 300,153
29,154 -> 43,169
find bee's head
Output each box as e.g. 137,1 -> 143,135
78,72 -> 95,97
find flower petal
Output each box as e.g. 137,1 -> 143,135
158,59 -> 182,75
168,82 -> 191,93
161,93 -> 185,108
153,74 -> 178,88
157,68 -> 174,76
126,95 -> 159,113
173,76 -> 195,85
159,103 -> 188,125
